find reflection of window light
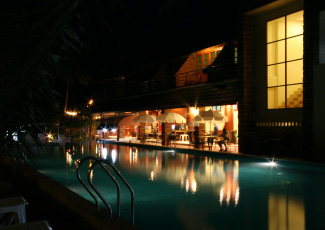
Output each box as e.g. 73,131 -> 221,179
171,125 -> 175,130
130,148 -> 138,165
220,186 -> 224,205
192,180 -> 197,193
66,152 -> 73,166
112,129 -> 116,132
186,178 -> 189,192
111,149 -> 116,163
235,187 -> 240,206
227,191 -> 231,205
150,171 -> 154,181
185,178 -> 197,193
102,147 -> 107,159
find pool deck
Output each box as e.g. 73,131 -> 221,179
102,137 -> 240,153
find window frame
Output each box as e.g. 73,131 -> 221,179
266,10 -> 304,110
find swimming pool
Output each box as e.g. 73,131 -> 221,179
31,142 -> 325,230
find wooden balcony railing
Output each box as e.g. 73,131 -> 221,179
175,69 -> 208,87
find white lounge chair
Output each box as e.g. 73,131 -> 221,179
0,196 -> 28,225
0,220 -> 52,230
38,133 -> 47,143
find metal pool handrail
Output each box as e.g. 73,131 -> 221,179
88,160 -> 119,218
76,156 -> 135,225
89,159 -> 135,226
76,156 -> 101,211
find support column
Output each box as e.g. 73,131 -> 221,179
238,14 -> 254,154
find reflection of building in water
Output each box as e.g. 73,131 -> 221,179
129,147 -> 138,166
88,160 -> 94,181
268,193 -> 305,230
108,146 -> 240,204
66,151 -> 73,166
219,160 -> 240,206
184,161 -> 197,193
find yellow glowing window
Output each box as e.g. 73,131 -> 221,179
267,10 -> 304,109
197,52 -> 218,70
234,47 -> 238,64
211,52 -> 216,63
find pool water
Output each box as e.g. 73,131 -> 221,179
31,142 -> 325,230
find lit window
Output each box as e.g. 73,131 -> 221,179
234,47 -> 238,64
197,51 -> 217,70
233,103 -> 238,111
267,10 -> 304,109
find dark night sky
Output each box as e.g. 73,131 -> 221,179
83,0 -> 245,78
70,0 -> 246,108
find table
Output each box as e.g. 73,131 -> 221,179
179,134 -> 189,142
0,196 -> 29,224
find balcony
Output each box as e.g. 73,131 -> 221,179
175,69 -> 208,87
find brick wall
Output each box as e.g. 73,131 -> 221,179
238,15 -> 254,154
303,0 -> 319,159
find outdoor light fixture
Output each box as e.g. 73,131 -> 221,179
191,107 -> 199,116
269,160 -> 277,167
259,158 -> 277,167
88,99 -> 93,105
112,128 -> 116,132
66,111 -> 78,116
102,128 -> 108,133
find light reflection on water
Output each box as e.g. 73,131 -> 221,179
31,142 -> 325,230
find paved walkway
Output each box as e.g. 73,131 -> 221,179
100,137 -> 239,154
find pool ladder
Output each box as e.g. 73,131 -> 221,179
76,156 -> 135,225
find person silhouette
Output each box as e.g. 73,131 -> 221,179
217,128 -> 229,151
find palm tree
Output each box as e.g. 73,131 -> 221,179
0,0 -> 189,163
0,0 -> 119,163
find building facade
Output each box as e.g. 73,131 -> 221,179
91,0 -> 325,161
239,0 -> 325,160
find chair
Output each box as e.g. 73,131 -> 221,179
218,131 -> 230,151
179,134 -> 189,142
0,196 -> 28,225
58,134 -> 66,143
140,133 -> 147,144
188,132 -> 195,148
227,142 -> 238,151
38,133 -> 47,143
167,134 -> 177,147
206,137 -> 214,151
188,132 -> 203,150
